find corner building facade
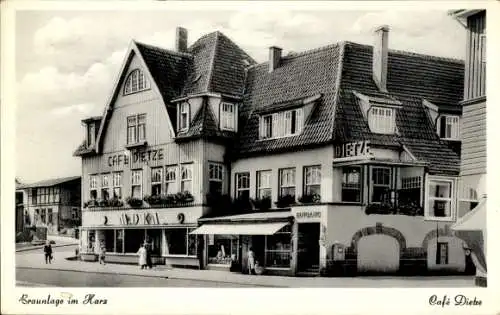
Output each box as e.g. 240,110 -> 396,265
76,26 -> 475,275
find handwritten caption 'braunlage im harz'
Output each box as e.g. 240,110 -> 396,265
19,293 -> 107,307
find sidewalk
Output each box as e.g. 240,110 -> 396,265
15,250 -> 475,287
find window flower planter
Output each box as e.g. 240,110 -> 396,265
252,197 -> 272,211
126,197 -> 144,208
275,195 -> 296,208
83,200 -> 98,208
298,193 -> 321,204
143,192 -> 195,207
365,202 -> 424,216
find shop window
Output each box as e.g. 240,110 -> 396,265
104,230 -> 115,253
165,166 -> 177,194
208,235 -> 238,265
181,164 -> 193,193
265,225 -> 292,268
436,242 -> 449,265
180,103 -> 189,131
131,170 -> 143,199
342,166 -> 361,202
71,207 -> 78,219
304,165 -> 321,196
371,167 -> 391,202
145,229 -> 163,255
47,209 -> 53,225
89,175 -> 98,200
279,168 -> 296,199
87,230 -> 96,252
101,174 -> 110,200
399,176 -> 421,205
151,167 -> 163,196
257,170 -> 272,199
369,107 -> 395,134
235,172 -> 250,199
127,114 -> 146,144
165,228 -> 197,256
209,163 -> 224,196
112,172 -> 122,199
124,229 -> 145,253
438,115 -> 460,140
221,102 -> 236,131
124,69 -> 149,95
41,209 -> 46,224
425,178 -> 455,221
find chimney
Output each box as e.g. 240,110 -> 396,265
373,25 -> 389,93
269,46 -> 282,72
176,27 -> 188,53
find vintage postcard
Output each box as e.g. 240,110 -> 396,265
1,1 -> 498,314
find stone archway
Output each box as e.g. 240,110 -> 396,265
351,222 -> 407,253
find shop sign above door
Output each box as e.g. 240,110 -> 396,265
334,141 -> 371,159
295,210 -> 322,222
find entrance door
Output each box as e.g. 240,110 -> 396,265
297,223 -> 320,272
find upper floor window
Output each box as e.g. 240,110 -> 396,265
112,172 -> 122,199
151,167 -> 163,196
124,69 -> 149,95
259,109 -> 303,140
180,103 -> 189,131
165,166 -> 177,194
369,107 -> 395,134
438,115 -> 460,140
221,103 -> 236,131
425,178 -> 455,221
399,176 -> 422,206
127,114 -> 146,144
101,174 -> 110,201
209,163 -> 224,196
89,175 -> 98,200
342,166 -> 361,202
257,170 -> 272,199
235,172 -> 250,199
279,168 -> 296,198
131,170 -> 143,199
181,164 -> 193,193
304,165 -> 321,196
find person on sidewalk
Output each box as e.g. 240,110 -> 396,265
145,242 -> 153,269
98,242 -> 106,265
247,247 -> 256,275
137,244 -> 147,270
43,241 -> 53,264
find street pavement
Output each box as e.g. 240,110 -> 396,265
16,245 -> 476,288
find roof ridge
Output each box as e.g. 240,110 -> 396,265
344,41 -> 464,64
134,40 -> 193,59
204,32 -> 219,92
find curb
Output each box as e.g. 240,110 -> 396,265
15,266 -> 281,287
16,243 -> 78,253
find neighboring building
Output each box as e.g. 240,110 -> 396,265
450,9 -> 487,287
75,25 -> 468,276
19,176 -> 82,236
15,178 -> 26,233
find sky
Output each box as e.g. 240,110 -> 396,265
15,9 -> 466,183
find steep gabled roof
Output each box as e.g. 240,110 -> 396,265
234,43 -> 343,156
181,31 -> 256,97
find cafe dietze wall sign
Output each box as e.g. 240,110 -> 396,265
334,140 -> 371,159
107,148 -> 164,167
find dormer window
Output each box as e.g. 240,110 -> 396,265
124,69 -> 149,95
221,102 -> 236,131
369,107 -> 395,134
87,123 -> 95,147
180,103 -> 189,131
438,115 -> 460,140
259,108 -> 303,140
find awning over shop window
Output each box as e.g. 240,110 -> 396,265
190,222 -> 289,235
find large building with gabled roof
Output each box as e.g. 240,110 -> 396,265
75,25 -> 472,275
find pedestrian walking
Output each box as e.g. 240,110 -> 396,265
247,247 -> 256,275
43,241 -> 53,264
145,242 -> 153,269
137,244 -> 147,270
98,242 -> 106,265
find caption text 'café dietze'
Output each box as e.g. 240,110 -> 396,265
108,149 -> 164,167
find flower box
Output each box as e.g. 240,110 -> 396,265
275,195 -> 296,208
298,193 -> 321,204
126,197 -> 144,208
